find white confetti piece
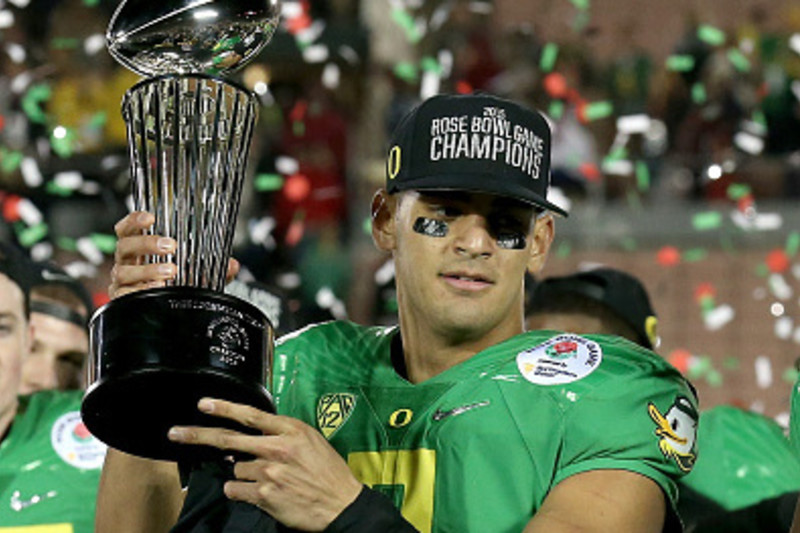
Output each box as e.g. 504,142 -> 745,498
302,44 -> 329,63
76,237 -> 104,265
0,9 -> 13,29
730,210 -> 783,231
768,273 -> 793,300
275,156 -> 299,175
616,114 -> 651,135
5,42 -> 25,64
733,131 -> 764,154
775,316 -> 793,340
790,33 -> 800,55
54,171 -> 83,190
755,356 -> 772,389
321,63 -> 340,89
20,157 -> 42,187
704,304 -> 734,331
793,327 -> 800,345
419,69 -> 440,100
17,198 -> 42,226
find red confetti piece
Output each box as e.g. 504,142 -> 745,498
543,73 -> 569,99
765,248 -> 790,273
289,100 -> 308,123
93,292 -> 110,309
737,194 -> 754,213
0,114 -> 4,132
285,214 -> 306,247
693,282 -> 716,302
2,195 -> 21,222
656,246 -> 681,267
455,80 -> 473,94
283,173 -> 311,203
667,349 -> 692,374
578,162 -> 602,182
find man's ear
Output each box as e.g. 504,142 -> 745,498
527,213 -> 555,276
371,189 -> 397,252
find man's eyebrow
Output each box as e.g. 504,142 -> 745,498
0,312 -> 19,322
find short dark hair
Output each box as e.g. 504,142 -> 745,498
0,241 -> 32,317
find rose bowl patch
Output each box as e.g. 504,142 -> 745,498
51,411 -> 107,470
517,334 -> 602,385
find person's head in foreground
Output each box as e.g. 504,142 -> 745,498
20,261 -> 93,394
0,241 -> 33,430
526,267 -> 658,349
371,93 -> 566,349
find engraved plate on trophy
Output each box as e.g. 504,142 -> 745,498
81,0 -> 281,461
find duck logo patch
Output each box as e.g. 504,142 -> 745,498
648,396 -> 698,472
317,393 -> 356,439
517,334 -> 602,385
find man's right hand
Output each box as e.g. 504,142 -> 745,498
109,211 -> 177,298
109,211 -> 239,298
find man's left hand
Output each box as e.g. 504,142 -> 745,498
168,398 -> 363,532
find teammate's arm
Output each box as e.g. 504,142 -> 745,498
523,469 -> 666,533
96,448 -> 184,533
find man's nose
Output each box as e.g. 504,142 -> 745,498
453,214 -> 494,258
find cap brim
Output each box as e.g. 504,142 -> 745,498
391,173 -> 569,217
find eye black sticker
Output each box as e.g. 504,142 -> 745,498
496,232 -> 527,250
413,217 -> 448,237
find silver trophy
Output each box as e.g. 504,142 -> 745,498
82,0 -> 281,460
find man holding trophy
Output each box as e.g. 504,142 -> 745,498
94,1 -> 698,532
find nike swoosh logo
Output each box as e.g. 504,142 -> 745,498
10,489 -> 57,511
432,400 -> 490,421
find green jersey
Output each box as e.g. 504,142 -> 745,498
678,406 -> 800,512
274,322 -> 698,533
792,376 -> 800,458
0,391 -> 106,533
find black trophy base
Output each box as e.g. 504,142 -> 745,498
82,287 -> 274,461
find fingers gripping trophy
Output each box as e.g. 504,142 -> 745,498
81,0 -> 281,460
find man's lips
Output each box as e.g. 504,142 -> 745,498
439,271 -> 494,291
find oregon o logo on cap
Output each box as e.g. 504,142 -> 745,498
387,146 -> 402,180
645,316 -> 658,348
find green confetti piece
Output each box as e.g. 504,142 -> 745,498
785,231 -> 800,256
539,43 -> 559,73
393,61 -> 419,83
17,223 -> 48,247
691,82 -> 707,104
569,0 -> 590,11
21,84 -> 51,124
752,109 -> 767,128
688,356 -> 712,379
683,248 -> 708,262
556,241 -> 572,258
420,56 -> 441,75
697,24 -> 726,46
692,211 -> 722,231
783,367 -> 799,384
635,160 -> 650,191
50,37 -> 80,50
582,101 -> 614,121
754,262 -> 769,277
89,112 -> 107,129
726,183 -> 751,200
57,237 -> 77,251
383,297 -> 398,314
50,127 -> 76,158
620,236 -> 637,251
705,369 -> 723,387
0,149 -> 23,174
699,295 -> 715,313
726,48 -> 751,72
83,0 -> 99,6
255,173 -> 284,192
90,233 -> 117,253
605,145 -> 628,162
46,180 -> 74,197
570,10 -> 591,32
292,120 -> 305,138
362,217 -> 372,235
722,357 -> 740,370
547,100 -> 565,120
666,55 -> 695,72
390,7 -> 421,43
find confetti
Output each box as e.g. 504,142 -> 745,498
704,304 -> 735,331
635,160 -> 649,191
17,222 -> 48,247
691,82 -> 707,104
697,24 -> 726,46
668,349 -> 692,374
89,233 -> 116,254
766,249 -> 790,273
616,114 -> 651,135
539,43 -> 559,73
768,273 -> 793,300
727,48 -> 751,72
775,316 -> 793,340
666,55 -> 695,72
755,356 -> 773,389
785,232 -> 799,256
579,101 -> 614,122
656,246 -> 681,267
682,248 -> 708,263
255,173 -> 284,192
283,174 -> 311,202
692,211 -> 722,231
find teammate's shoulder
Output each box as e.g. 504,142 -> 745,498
19,389 -> 83,417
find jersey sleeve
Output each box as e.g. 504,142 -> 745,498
791,376 -> 800,458
552,347 -> 699,508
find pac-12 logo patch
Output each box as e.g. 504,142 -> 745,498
51,411 -> 106,470
648,396 -> 698,472
317,393 -> 356,439
517,334 -> 602,385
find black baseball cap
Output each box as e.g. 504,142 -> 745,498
528,268 -> 658,349
30,261 -> 94,326
385,93 -> 568,216
0,241 -> 34,315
